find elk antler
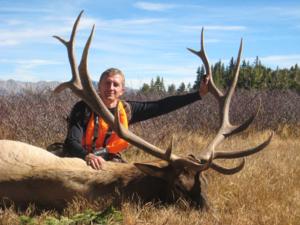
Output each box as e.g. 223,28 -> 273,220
188,28 -> 273,174
54,12 -> 272,174
53,11 -> 209,171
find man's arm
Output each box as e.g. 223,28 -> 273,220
64,101 -> 106,170
127,76 -> 210,124
128,91 -> 201,124
64,101 -> 88,159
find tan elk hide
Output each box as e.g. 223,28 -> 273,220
0,140 -> 207,209
0,11 -> 272,209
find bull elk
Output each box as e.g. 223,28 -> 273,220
0,11 -> 272,210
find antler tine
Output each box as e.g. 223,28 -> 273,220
210,159 -> 245,175
198,39 -> 243,160
78,24 -> 95,89
222,39 -> 243,129
53,10 -> 84,94
213,132 -> 273,159
76,24 -> 116,125
187,28 -> 223,99
224,97 -> 261,138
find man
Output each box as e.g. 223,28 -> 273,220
64,68 -> 209,170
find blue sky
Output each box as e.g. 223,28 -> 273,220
0,0 -> 300,88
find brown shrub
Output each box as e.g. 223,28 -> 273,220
0,89 -> 299,147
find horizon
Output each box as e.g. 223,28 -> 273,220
1,0 -> 300,89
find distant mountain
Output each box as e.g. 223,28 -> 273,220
0,79 -> 59,95
0,79 -> 136,95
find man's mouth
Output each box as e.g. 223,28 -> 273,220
105,92 -> 115,97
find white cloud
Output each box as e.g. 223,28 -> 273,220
43,11 -> 162,28
0,26 -> 71,46
109,18 -> 165,26
93,17 -> 165,33
0,58 -> 62,82
205,25 -> 246,31
184,25 -> 246,31
0,14 -> 167,47
0,7 -> 52,13
1,19 -> 25,26
134,1 -> 176,11
0,59 -> 61,66
264,6 -> 300,19
0,39 -> 20,46
259,54 -> 300,68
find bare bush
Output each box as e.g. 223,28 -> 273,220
0,88 -> 299,149
126,89 -> 300,145
0,89 -> 78,147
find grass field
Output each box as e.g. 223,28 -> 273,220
0,130 -> 298,225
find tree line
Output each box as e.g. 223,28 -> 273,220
139,77 -> 192,95
139,57 -> 300,94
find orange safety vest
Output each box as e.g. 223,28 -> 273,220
82,102 -> 129,154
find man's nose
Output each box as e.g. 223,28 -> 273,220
108,83 -> 114,90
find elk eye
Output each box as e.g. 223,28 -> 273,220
200,159 -> 207,164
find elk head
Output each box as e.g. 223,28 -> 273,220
54,11 -> 273,209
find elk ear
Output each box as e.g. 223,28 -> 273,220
134,162 -> 168,179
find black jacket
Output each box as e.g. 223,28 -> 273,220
64,92 -> 201,159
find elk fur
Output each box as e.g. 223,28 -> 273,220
0,140 -> 204,209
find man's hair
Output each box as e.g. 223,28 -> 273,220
99,68 -> 125,87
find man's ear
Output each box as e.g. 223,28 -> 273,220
121,87 -> 125,96
134,162 -> 168,179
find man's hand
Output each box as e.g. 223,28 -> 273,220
85,153 -> 106,170
199,75 -> 210,97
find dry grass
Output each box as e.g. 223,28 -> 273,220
120,130 -> 299,225
0,130 -> 299,225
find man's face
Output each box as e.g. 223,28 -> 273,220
98,73 -> 124,107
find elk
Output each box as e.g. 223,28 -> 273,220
0,11 -> 272,210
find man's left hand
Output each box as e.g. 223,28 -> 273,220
85,153 -> 106,170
